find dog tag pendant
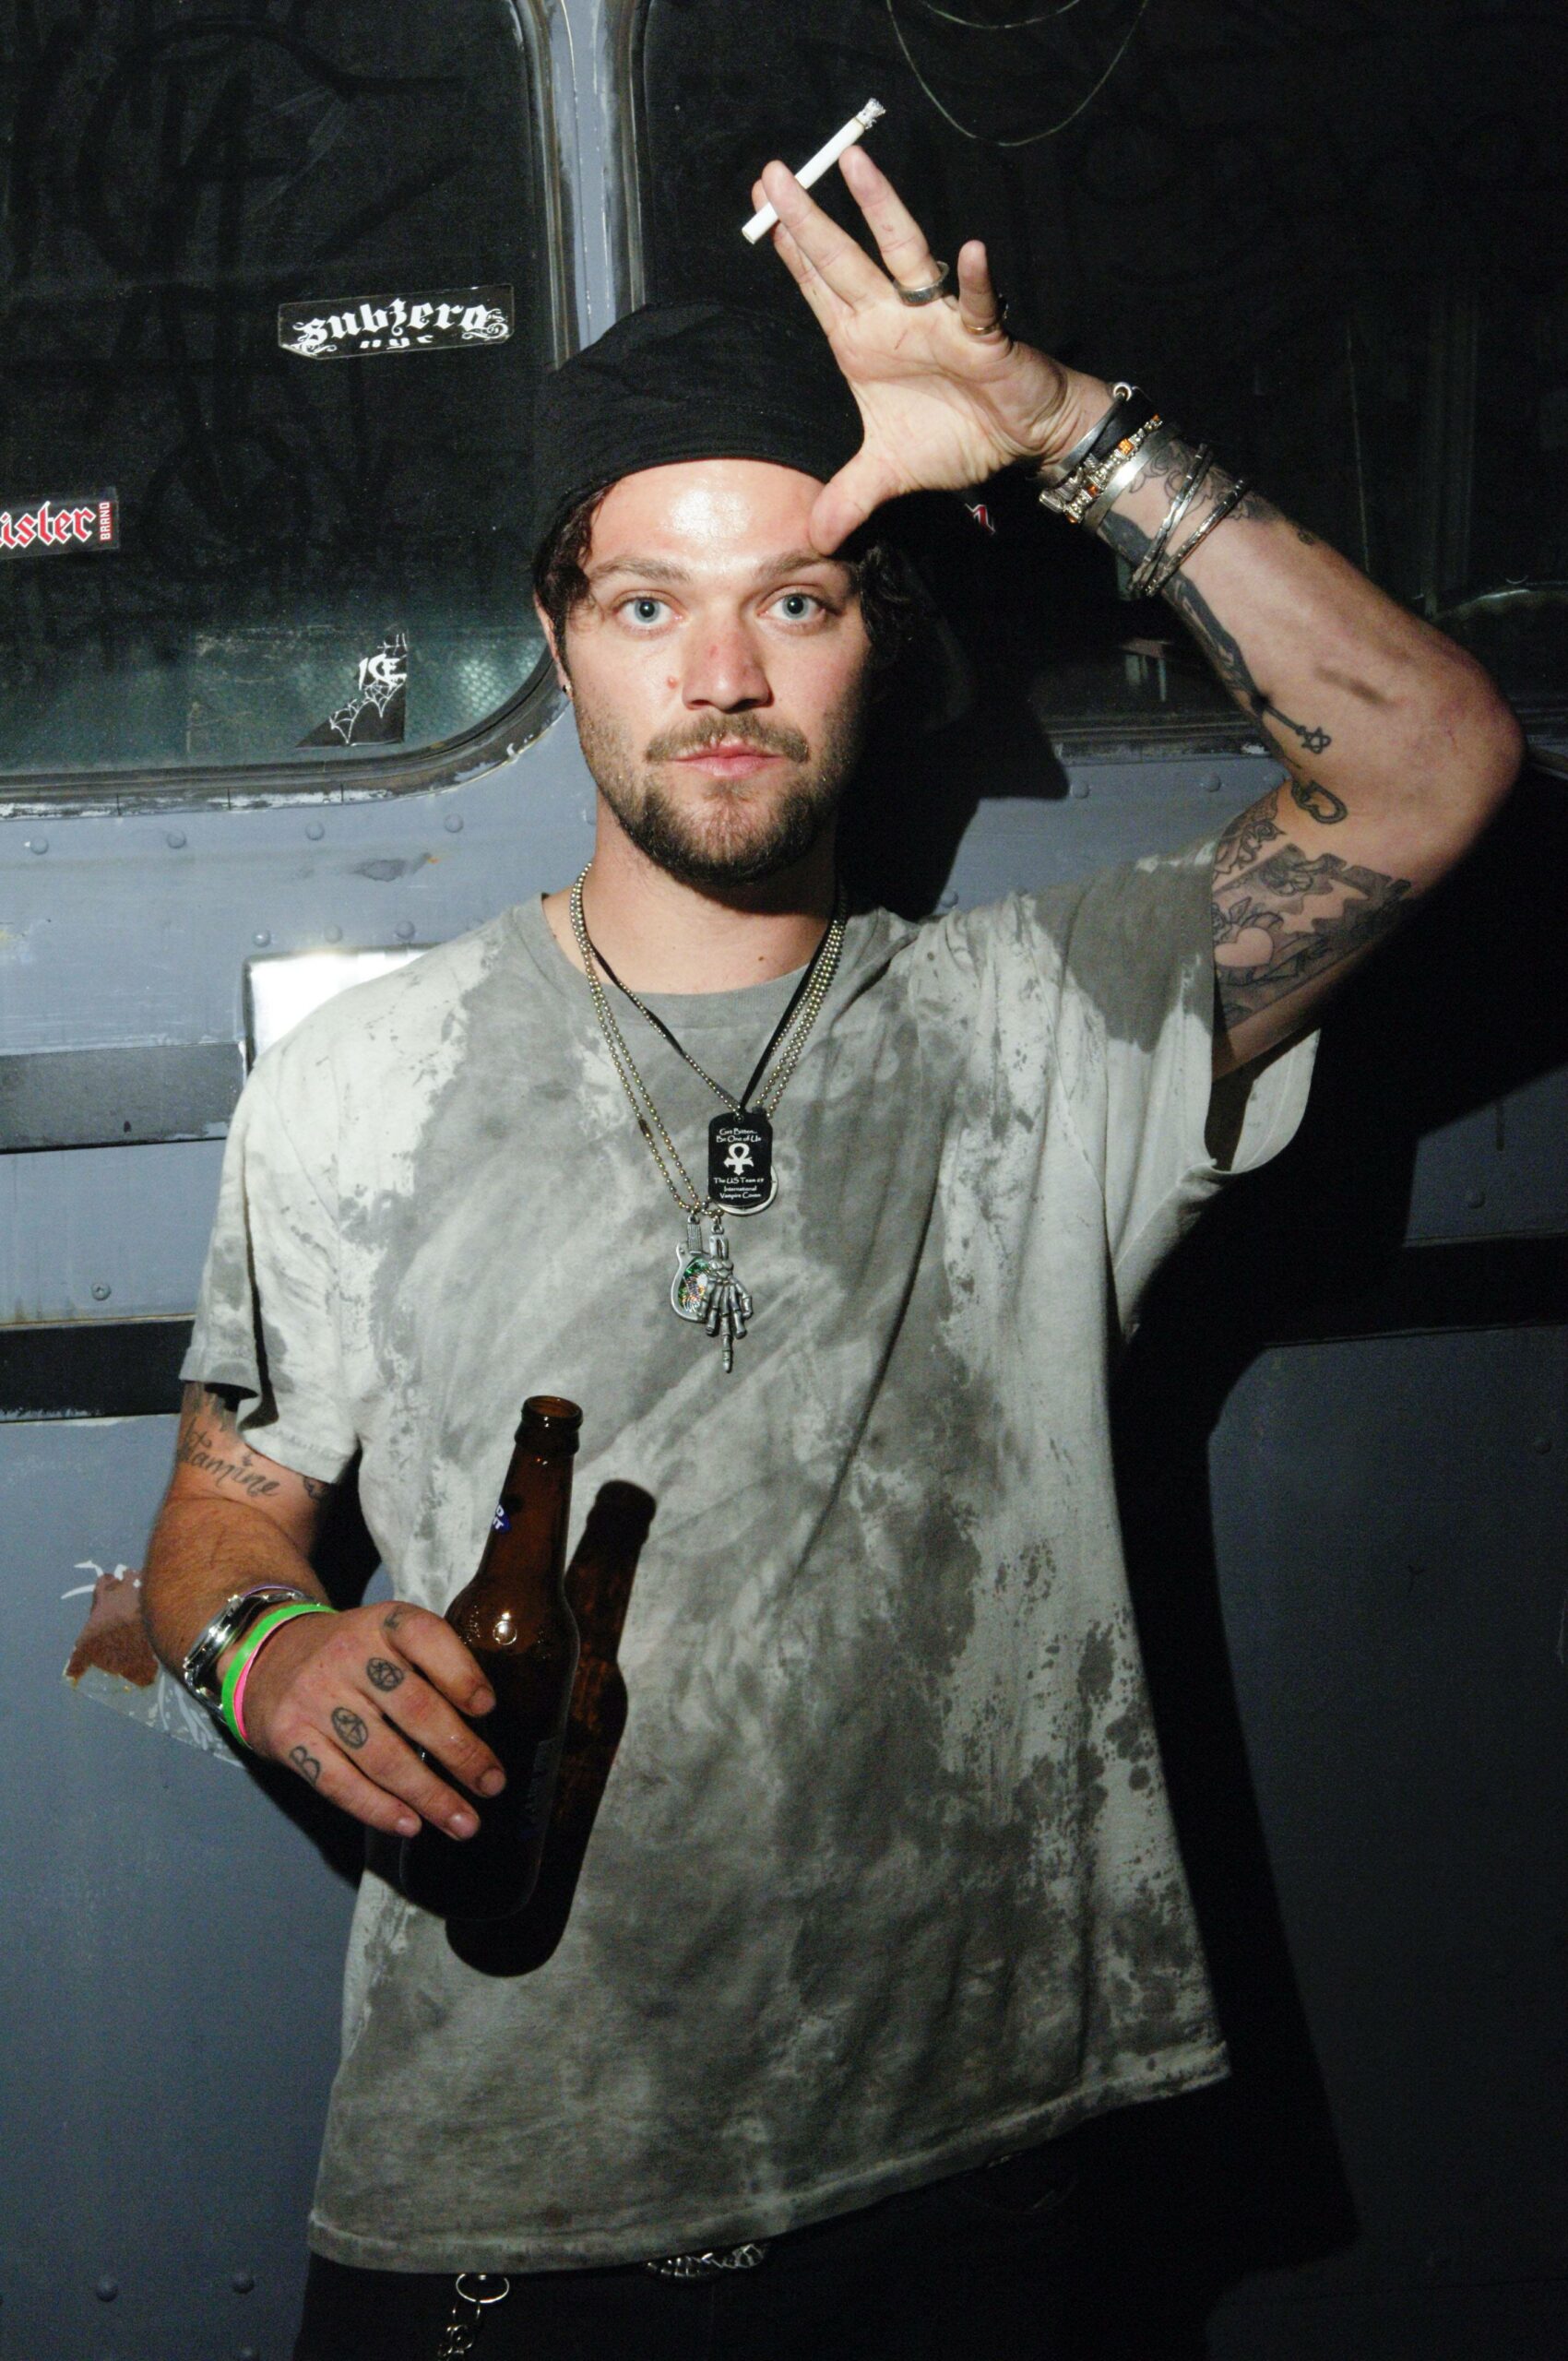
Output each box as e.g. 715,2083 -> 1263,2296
708,1109 -> 775,1215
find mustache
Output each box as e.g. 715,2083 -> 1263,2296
645,716 -> 810,765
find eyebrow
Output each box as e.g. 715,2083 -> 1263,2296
585,549 -> 851,588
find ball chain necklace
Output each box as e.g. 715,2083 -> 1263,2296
569,865 -> 846,1370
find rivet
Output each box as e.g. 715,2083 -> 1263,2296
1201,772 -> 1221,793
231,2268 -> 255,2294
239,2347 -> 262,2360
1534,1436 -> 1553,1454
253,931 -> 271,948
395,919 -> 415,941
325,925 -> 343,944
1465,1187 -> 1486,1209
444,813 -> 464,834
91,1283 -> 112,1302
304,820 -> 326,842
26,836 -> 48,854
95,2275 -> 119,2301
165,829 -> 187,849
1069,782 -> 1090,800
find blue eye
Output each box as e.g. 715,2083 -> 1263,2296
778,593 -> 818,621
630,598 -> 664,623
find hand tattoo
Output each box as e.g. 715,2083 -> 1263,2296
365,1657 -> 404,1692
331,1706 -> 370,1750
382,1605 -> 410,1634
288,1743 -> 322,1786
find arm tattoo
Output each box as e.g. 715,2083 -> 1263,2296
175,1424 -> 280,1500
1101,440 -> 1334,760
288,1743 -> 322,1786
1215,785 -> 1287,879
365,1656 -> 404,1692
331,1706 -> 369,1750
1289,777 -> 1348,825
1212,844 -> 1411,1029
301,1475 -> 333,1504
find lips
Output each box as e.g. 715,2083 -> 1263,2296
669,743 -> 784,777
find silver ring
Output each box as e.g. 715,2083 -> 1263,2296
895,261 -> 951,306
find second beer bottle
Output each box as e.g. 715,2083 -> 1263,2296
394,1394 -> 583,1922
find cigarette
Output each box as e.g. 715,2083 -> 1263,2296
742,100 -> 885,244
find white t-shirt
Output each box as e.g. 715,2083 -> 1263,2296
184,839 -> 1316,2273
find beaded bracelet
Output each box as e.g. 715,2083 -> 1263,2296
218,1599 -> 336,1749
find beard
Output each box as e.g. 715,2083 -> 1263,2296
570,691 -> 866,891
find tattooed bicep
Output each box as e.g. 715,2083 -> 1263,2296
1212,790 -> 1411,1060
171,1380 -> 327,1520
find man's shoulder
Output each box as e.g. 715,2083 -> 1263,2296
250,906 -> 526,1111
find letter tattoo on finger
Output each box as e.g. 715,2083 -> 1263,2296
365,1656 -> 405,1692
289,1743 -> 322,1786
332,1705 -> 370,1750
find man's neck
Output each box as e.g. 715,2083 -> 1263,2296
541,819 -> 837,994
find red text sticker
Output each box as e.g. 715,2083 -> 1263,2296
0,491 -> 119,559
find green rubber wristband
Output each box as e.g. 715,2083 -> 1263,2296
217,1600 -> 335,1748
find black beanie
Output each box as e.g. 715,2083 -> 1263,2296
528,301 -> 864,568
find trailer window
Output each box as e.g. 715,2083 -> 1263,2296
636,0 -> 1568,761
1,1 -> 564,793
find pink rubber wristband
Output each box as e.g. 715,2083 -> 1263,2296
232,1608 -> 324,1746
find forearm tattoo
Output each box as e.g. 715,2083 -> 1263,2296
1212,789 -> 1410,1031
174,1383 -> 281,1499
1100,438 -> 1340,783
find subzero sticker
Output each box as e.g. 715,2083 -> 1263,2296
278,287 -> 514,360
0,491 -> 118,559
300,630 -> 408,747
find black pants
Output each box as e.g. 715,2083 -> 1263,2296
293,2137 -> 1094,2361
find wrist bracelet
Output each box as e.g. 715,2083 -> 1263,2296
1079,422 -> 1173,534
1034,381 -> 1134,487
181,1583 -> 315,1706
1037,391 -> 1155,516
1149,477 -> 1252,596
1059,413 -> 1164,527
219,1600 -> 335,1749
1126,443 -> 1213,597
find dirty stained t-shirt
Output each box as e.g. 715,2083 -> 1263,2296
183,840 -> 1316,2274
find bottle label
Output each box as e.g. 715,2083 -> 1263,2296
491,1503 -> 510,1533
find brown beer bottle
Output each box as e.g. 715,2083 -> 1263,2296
396,1395 -> 583,1921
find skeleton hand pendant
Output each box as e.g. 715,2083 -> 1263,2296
671,1212 -> 754,1371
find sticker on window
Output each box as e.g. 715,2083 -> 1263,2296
279,287 -> 514,360
300,631 -> 409,747
0,491 -> 118,559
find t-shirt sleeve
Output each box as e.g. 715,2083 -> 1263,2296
1025,833 -> 1318,1330
180,1048 -> 358,1484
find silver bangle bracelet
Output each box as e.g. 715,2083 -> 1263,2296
1150,477 -> 1252,597
1126,443 -> 1213,597
180,1584 -> 315,1706
1034,382 -> 1134,488
1079,423 -> 1174,535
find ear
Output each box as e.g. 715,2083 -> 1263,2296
534,596 -> 573,697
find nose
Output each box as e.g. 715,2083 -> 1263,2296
680,617 -> 771,713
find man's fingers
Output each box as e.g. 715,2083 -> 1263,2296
377,1599 -> 493,1717
837,142 -> 941,293
765,217 -> 847,329
280,1728 -> 422,1840
956,238 -> 1006,339
319,1709 -> 486,1839
758,161 -> 885,307
809,453 -> 899,556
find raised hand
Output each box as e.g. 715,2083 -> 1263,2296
754,144 -> 1109,551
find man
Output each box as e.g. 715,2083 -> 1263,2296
142,148 -> 1520,2359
